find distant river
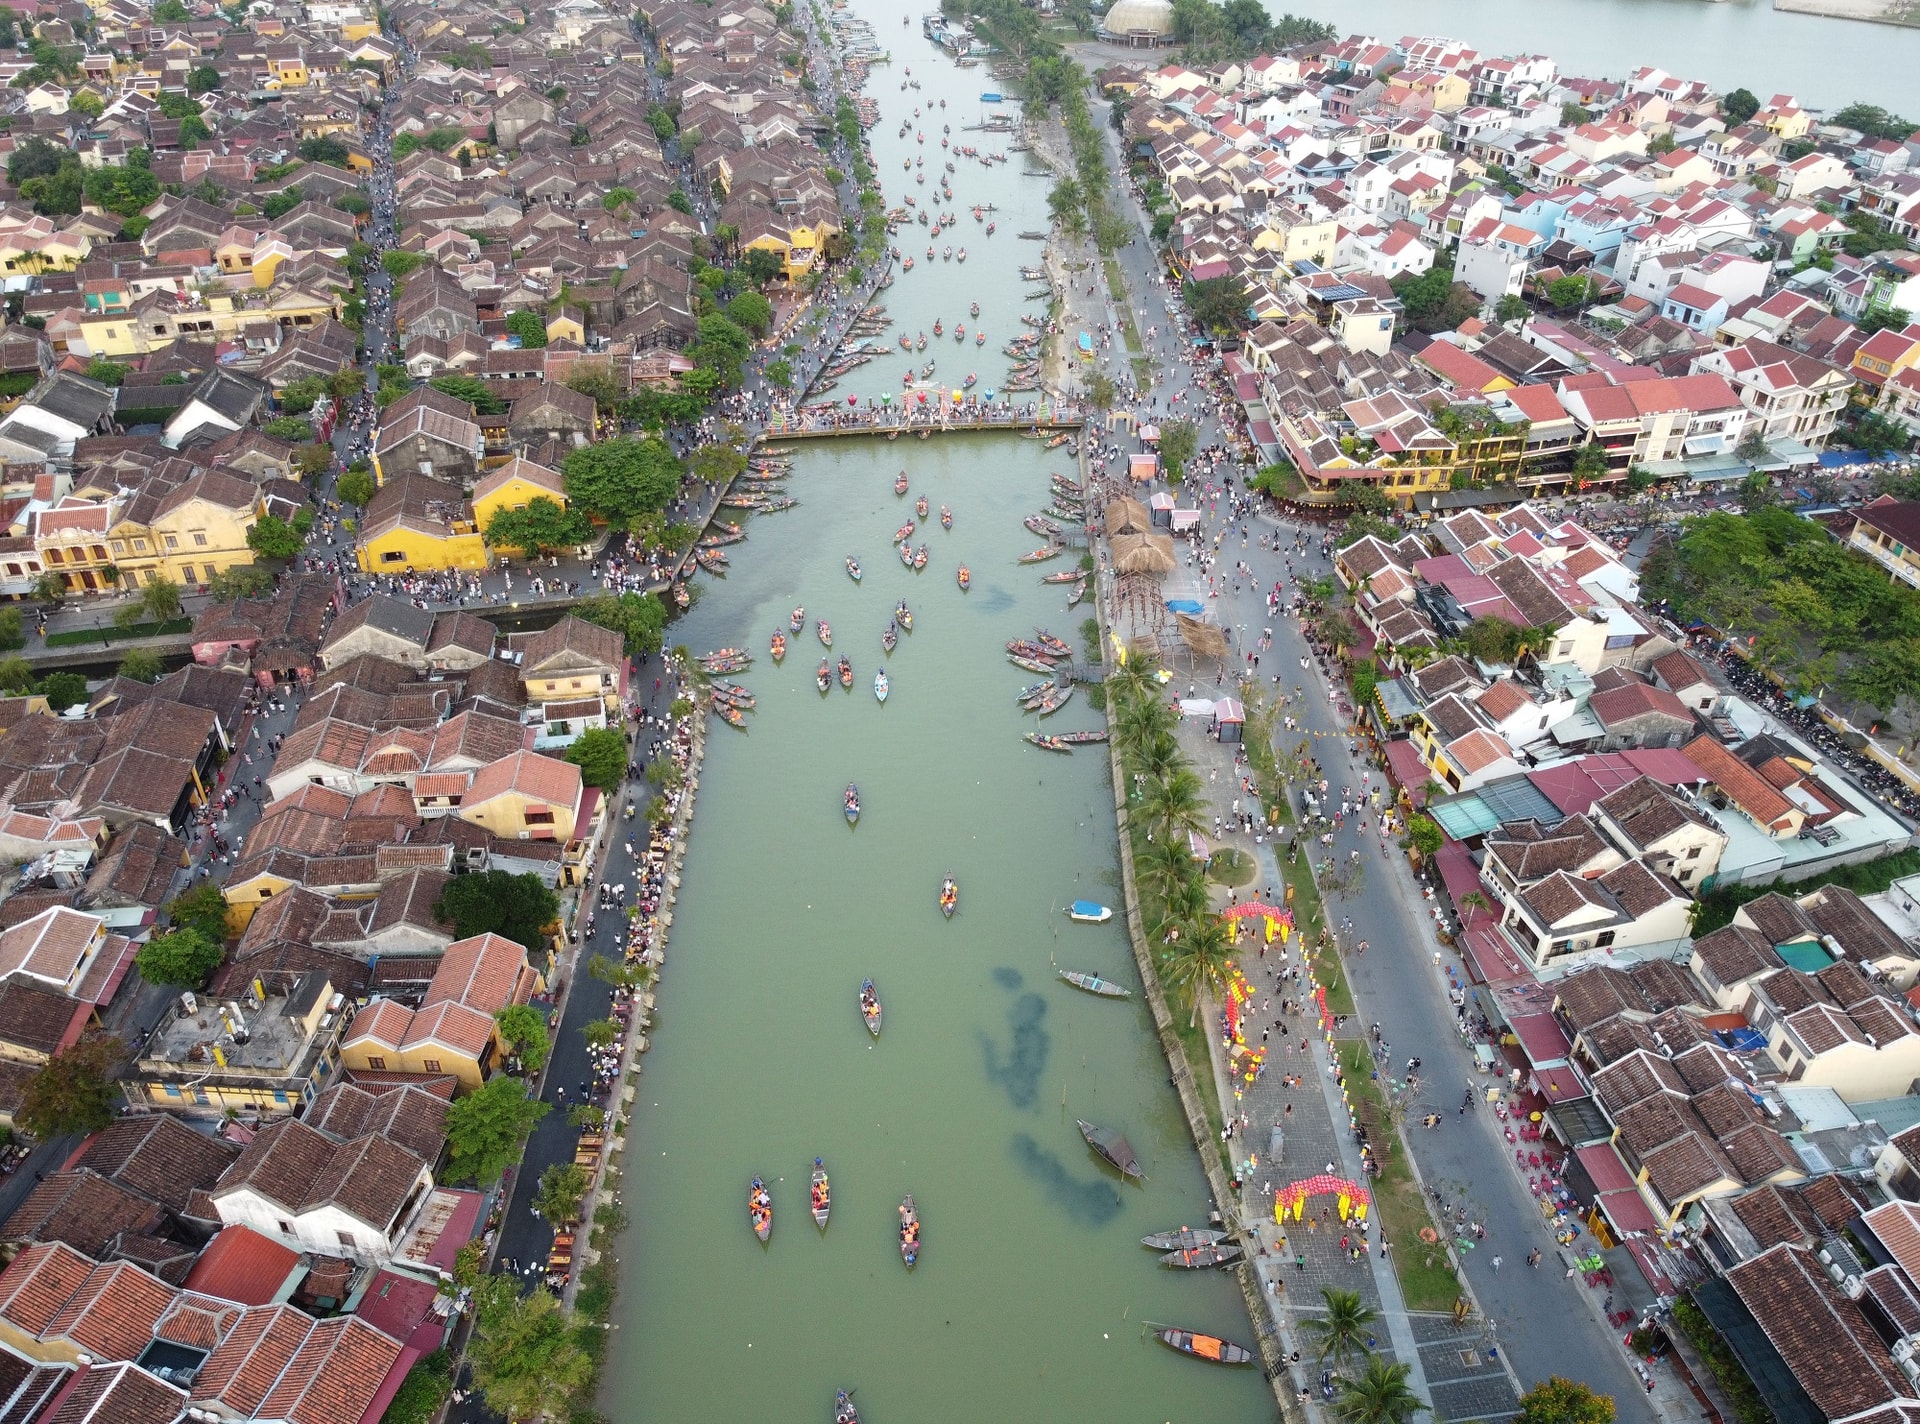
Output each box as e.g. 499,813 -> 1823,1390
1288,0 -> 1917,113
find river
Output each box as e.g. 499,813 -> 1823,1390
1284,0 -> 1917,114
605,8 -> 1273,1421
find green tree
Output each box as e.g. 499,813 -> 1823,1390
764,358 -> 793,389
18,1033 -> 122,1139
484,497 -> 590,556
166,882 -> 231,943
744,246 -> 785,288
493,1003 -> 550,1070
1495,294 -> 1530,323
533,1161 -> 591,1227
1183,274 -> 1250,334
381,248 -> 428,279
1460,615 -> 1526,665
117,647 -> 164,683
1832,102 -> 1918,142
428,374 -> 506,415
603,185 -> 635,213
562,436 -> 682,521
435,869 -> 560,950
1307,1287 -> 1380,1368
1157,419 -> 1199,482
336,468 -> 377,507
380,1352 -> 452,1424
1520,1378 -> 1617,1424
466,1277 -> 592,1422
208,565 -> 275,601
1138,766 -> 1207,847
564,363 -> 625,411
0,656 -> 32,695
504,310 -> 548,348
686,312 -> 752,388
247,514 -> 307,561
1559,101 -> 1590,127
70,90 -> 103,120
1722,88 -> 1760,125
1546,273 -> 1595,309
723,290 -> 773,337
1160,914 -> 1233,1025
687,441 -> 747,486
0,606 -> 21,653
295,444 -> 332,479
583,1017 -> 621,1049
1404,814 -> 1444,859
37,671 -> 87,714
188,64 -> 222,95
1570,441 -> 1612,487
572,590 -> 667,655
1336,511 -> 1399,549
152,0 -> 190,19
298,136 -> 351,167
261,417 -> 314,442
563,727 -> 629,793
84,359 -> 128,387
135,927 -> 223,988
443,1075 -> 550,1185
1333,1356 -> 1425,1424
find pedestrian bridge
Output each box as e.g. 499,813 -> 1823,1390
760,407 -> 1087,442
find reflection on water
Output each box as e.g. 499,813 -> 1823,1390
1011,1133 -> 1128,1225
980,990 -> 1051,1109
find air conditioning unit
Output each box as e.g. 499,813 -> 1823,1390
1892,1338 -> 1915,1364
1575,938 -> 1593,951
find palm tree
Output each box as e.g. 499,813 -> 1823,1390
1333,1356 -> 1424,1424
1160,914 -> 1232,1024
1113,692 -> 1175,758
1146,873 -> 1210,946
1138,767 -> 1207,847
1307,1287 -> 1379,1369
1104,653 -> 1159,707
1133,836 -> 1196,903
1129,728 -> 1181,784
1458,891 -> 1491,924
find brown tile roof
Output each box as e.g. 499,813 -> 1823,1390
42,1362 -> 186,1424
462,749 -> 581,814
43,1260 -> 176,1361
1590,1049 -> 1690,1118
1726,1245 -> 1908,1420
1588,679 -> 1694,731
520,614 -> 621,676
215,1118 -> 428,1233
1689,924 -> 1782,988
0,1242 -> 98,1337
1595,776 -> 1715,850
0,1172 -> 163,1258
194,1303 -> 317,1416
75,1115 -> 241,1215
303,1083 -> 449,1164
256,1314 -> 403,1424
1683,734 -> 1795,830
1731,1183 -> 1822,1250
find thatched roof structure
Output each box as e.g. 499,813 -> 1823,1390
1175,613 -> 1229,659
1106,497 -> 1153,535
1110,531 -> 1176,575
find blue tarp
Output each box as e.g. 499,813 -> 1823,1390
1714,1026 -> 1769,1055
1818,450 -> 1878,467
1166,599 -> 1204,614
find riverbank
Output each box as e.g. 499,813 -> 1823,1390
1772,0 -> 1920,28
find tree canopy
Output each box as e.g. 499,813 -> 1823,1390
1157,419 -> 1199,482
466,1277 -> 592,1422
1393,263 -> 1482,333
444,1075 -> 550,1185
428,374 -> 505,415
562,436 -> 682,522
1721,88 -> 1760,124
572,590 -> 667,655
504,310 -> 548,348
247,513 -> 308,561
166,882 -> 230,944
484,497 -> 590,557
434,870 -> 559,952
1520,1379 -> 1616,1424
492,1004 -> 550,1070
19,1033 -> 123,1139
1183,274 -> 1249,334
135,927 -> 223,988
563,727 -> 629,793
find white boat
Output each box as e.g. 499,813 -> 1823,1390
874,670 -> 889,703
1067,901 -> 1113,923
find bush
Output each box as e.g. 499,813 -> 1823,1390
1672,1297 -> 1773,1424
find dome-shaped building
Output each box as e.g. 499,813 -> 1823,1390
1098,0 -> 1174,47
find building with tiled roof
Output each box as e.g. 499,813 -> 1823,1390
128,970 -> 348,1121
339,932 -> 541,1090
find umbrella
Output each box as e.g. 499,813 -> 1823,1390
1165,598 -> 1204,614
880,393 -> 891,404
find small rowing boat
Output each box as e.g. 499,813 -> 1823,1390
1025,733 -> 1070,752
1142,1227 -> 1230,1252
1077,1119 -> 1142,1179
882,623 -> 898,654
894,602 -> 913,632
1057,730 -> 1108,745
940,505 -> 952,530
790,607 -> 805,633
1154,1328 -> 1253,1366
957,565 -> 971,591
1008,653 -> 1053,674
893,520 -> 916,544
899,1194 -> 920,1267
1017,545 -> 1062,564
1163,1241 -> 1243,1269
1041,570 -> 1080,584
749,1177 -> 771,1241
844,783 -> 860,824
1068,901 -> 1113,923
846,555 -> 863,582
899,541 -> 915,568
816,660 -> 831,693
913,544 -> 928,570
1013,680 -> 1054,702
817,620 -> 832,648
838,655 -> 853,690
1033,685 -> 1074,716
835,1391 -> 859,1424
874,670 -> 889,703
894,472 -> 909,495
1059,969 -> 1130,998
916,493 -> 929,519
769,632 -> 786,662
860,980 -> 881,1036
939,874 -> 957,919
812,1160 -> 831,1228
1034,630 -> 1071,659
698,649 -> 751,674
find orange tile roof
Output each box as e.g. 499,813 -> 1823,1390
182,1225 -> 303,1308
1683,735 -> 1795,830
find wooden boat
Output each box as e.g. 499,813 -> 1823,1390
694,548 -> 728,575
770,632 -> 786,662
1033,686 -> 1074,717
894,472 -> 909,495
1162,1242 -> 1244,1269
1014,680 -> 1055,702
899,541 -> 916,569
1006,639 -> 1055,660
817,620 -> 833,648
790,607 -> 805,633
671,583 -> 690,610
812,1159 -> 831,1228
844,783 -> 860,824
759,496 -> 798,512
749,1177 -> 771,1241
1154,1328 -> 1253,1366
1077,1120 -> 1142,1179
939,875 -> 957,919
817,660 -> 832,694
711,702 -> 746,728
1057,730 -> 1109,745
969,300 -> 980,316
718,495 -> 762,510
1018,546 -> 1062,564
835,1391 -> 859,1424
1068,902 -> 1113,923
711,681 -> 755,709
916,494 -> 929,519
860,979 -> 881,1036
1141,1227 -> 1230,1252
898,1194 -> 920,1267
698,649 -> 751,673
1041,570 -> 1081,584
882,623 -> 898,654
1008,654 -> 1053,674
932,319 -> 942,336
894,602 -> 913,633
1035,630 -> 1072,659
957,566 -> 970,591
1025,514 -> 1061,536
838,656 -> 853,690
846,556 -> 863,582
913,544 -> 928,570
1025,732 -> 1071,752
1067,579 -> 1089,608
893,520 -> 916,544
1059,969 -> 1130,998
874,670 -> 889,703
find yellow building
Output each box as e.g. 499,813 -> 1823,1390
1252,204 -> 1337,269
33,495 -> 117,593
744,214 -> 843,283
545,307 -> 585,345
518,614 -> 625,715
338,932 -> 543,1090
471,455 -> 567,536
456,749 -> 587,842
129,970 -> 345,1118
355,472 -> 488,573
111,469 -> 261,590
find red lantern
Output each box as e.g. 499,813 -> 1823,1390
848,395 -> 858,405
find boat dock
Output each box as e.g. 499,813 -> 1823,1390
762,410 -> 1086,441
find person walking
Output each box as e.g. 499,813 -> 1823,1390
1491,1255 -> 1502,1272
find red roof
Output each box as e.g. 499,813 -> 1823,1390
183,1225 -> 303,1306
352,1270 -> 443,1350
1576,1143 -> 1638,1194
1509,1012 -> 1573,1067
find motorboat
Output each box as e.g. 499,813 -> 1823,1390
898,1195 -> 920,1267
895,472 -> 909,496
1141,1227 -> 1231,1252
812,1160 -> 831,1227
939,875 -> 957,919
940,505 -> 952,529
817,620 -> 832,647
957,565 -> 970,591
769,632 -> 786,662
835,1392 -> 859,1424
883,622 -> 898,654
816,660 -> 831,694
838,656 -> 853,689
790,606 -> 805,633
874,670 -> 889,703
1068,902 -> 1113,923
894,602 -> 913,633
916,493 -> 929,519
846,555 -> 863,582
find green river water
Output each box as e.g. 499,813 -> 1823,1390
608,10 -> 1270,1420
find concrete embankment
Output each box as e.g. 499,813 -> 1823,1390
1772,0 -> 1920,26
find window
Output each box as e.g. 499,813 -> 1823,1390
259,886 -> 273,897
164,535 -> 178,550
525,808 -> 554,825
279,1219 -> 296,1236
134,539 -> 147,551
1556,642 -> 1573,657
1596,931 -> 1616,948
422,1057 -> 442,1073
1686,846 -> 1701,859
45,547 -> 61,564
193,531 -> 208,546
336,1230 -> 357,1249
3,565 -> 15,577
382,549 -> 406,563
365,1055 -> 385,1070
111,540 -> 125,555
